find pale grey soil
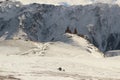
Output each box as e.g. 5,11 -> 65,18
0,75 -> 20,80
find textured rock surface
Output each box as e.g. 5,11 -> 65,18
0,1 -> 120,52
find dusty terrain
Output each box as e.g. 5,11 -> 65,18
0,36 -> 119,80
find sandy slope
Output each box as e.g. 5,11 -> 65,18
0,55 -> 120,80
0,34 -> 119,80
0,40 -> 37,55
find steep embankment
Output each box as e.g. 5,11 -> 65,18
0,1 -> 120,52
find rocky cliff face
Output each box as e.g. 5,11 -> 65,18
0,0 -> 120,52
